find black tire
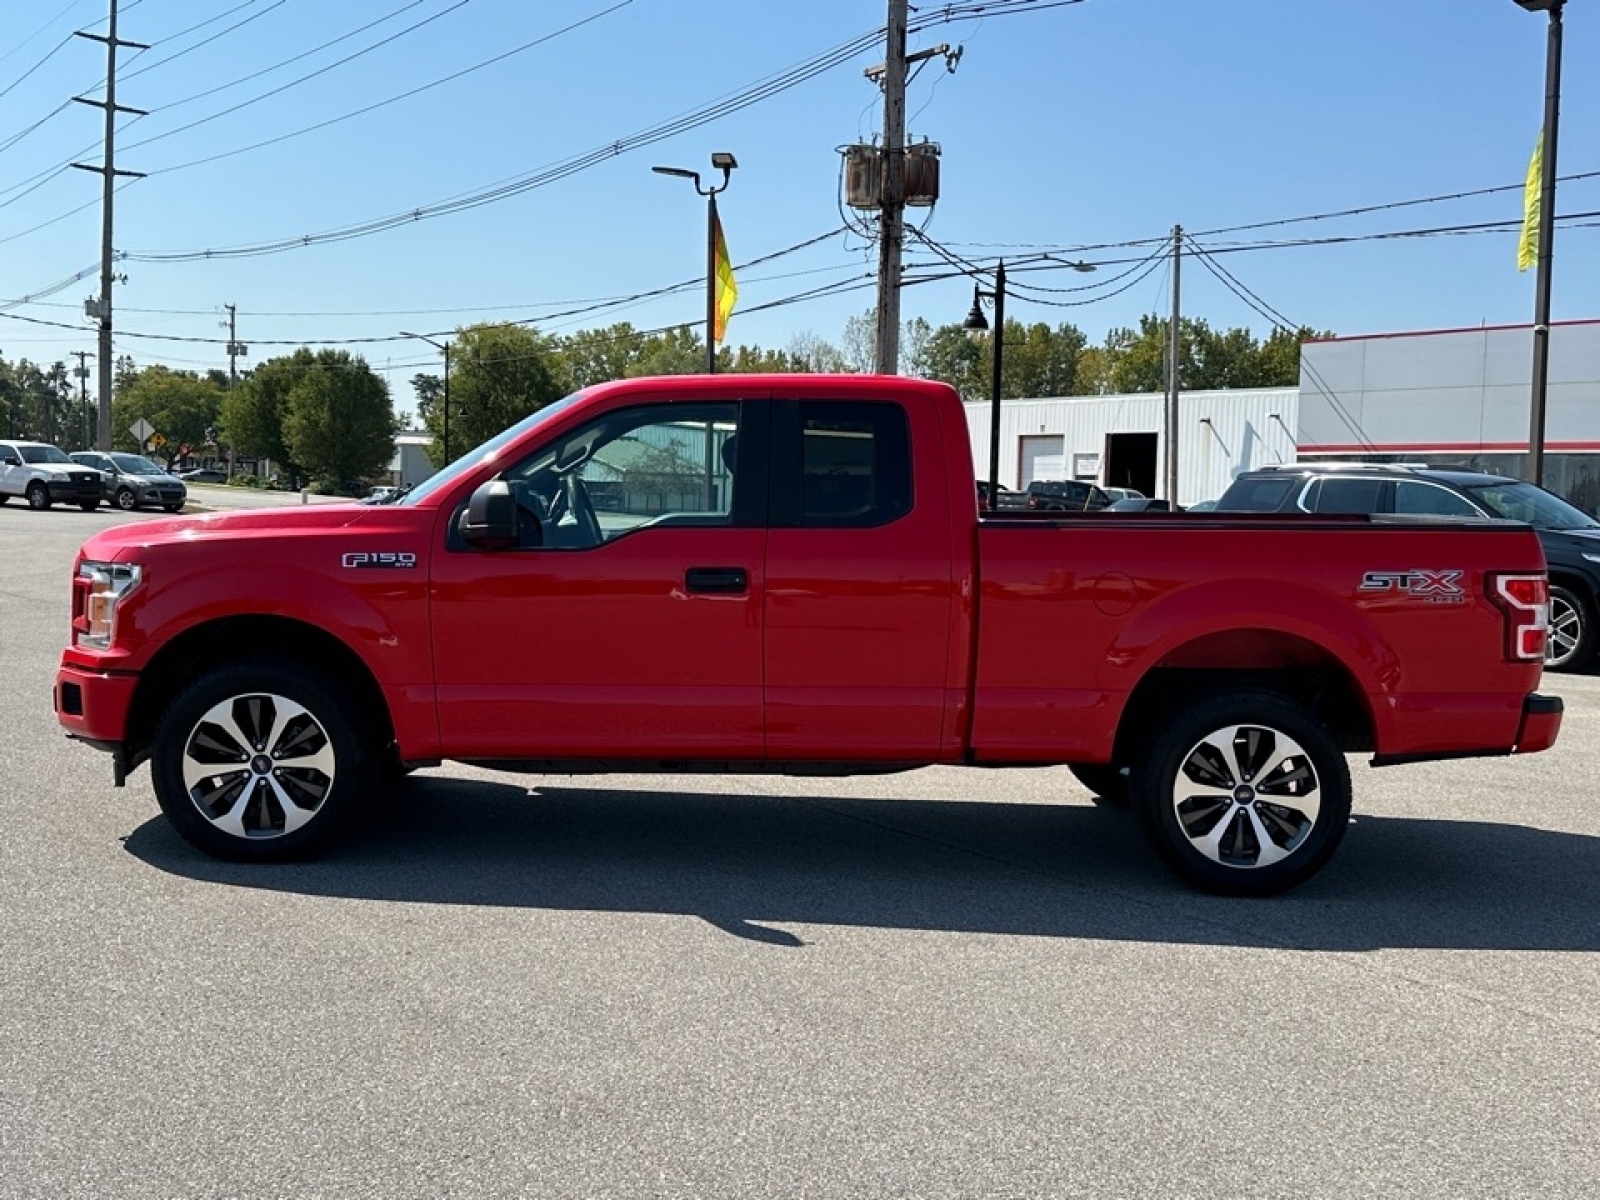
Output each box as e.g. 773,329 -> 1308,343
1544,585 -> 1595,673
150,660 -> 377,861
1133,690 -> 1351,896
114,487 -> 138,511
78,500 -> 99,512
1068,763 -> 1130,804
0,494 -> 8,504
26,482 -> 50,510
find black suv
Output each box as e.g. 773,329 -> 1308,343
1024,479 -> 1111,511
1217,462 -> 1600,672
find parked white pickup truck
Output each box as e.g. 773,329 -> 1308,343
0,440 -> 105,510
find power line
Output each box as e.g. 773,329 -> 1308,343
122,1 -> 473,153
122,0 -> 289,83
118,1 -> 1075,264
141,1 -> 635,178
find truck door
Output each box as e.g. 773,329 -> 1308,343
430,399 -> 768,761
762,397 -> 957,761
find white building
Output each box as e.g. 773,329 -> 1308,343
963,386 -> 1298,507
960,318 -> 1600,509
1296,319 -> 1600,508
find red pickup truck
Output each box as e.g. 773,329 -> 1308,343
55,374 -> 1562,895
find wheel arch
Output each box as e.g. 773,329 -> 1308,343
1113,629 -> 1376,765
124,614 -> 395,772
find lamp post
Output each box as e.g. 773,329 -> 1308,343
1515,0 -> 1565,487
652,152 -> 737,373
964,261 -> 1008,513
401,330 -> 452,462
963,258 -> 1094,511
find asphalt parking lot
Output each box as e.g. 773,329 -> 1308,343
2,503 -> 1596,1199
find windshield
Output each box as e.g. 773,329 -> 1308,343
399,391 -> 585,505
1464,481 -> 1600,530
20,445 -> 72,464
109,453 -> 163,475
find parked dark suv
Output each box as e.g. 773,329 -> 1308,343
1217,462 -> 1600,671
1024,479 -> 1111,511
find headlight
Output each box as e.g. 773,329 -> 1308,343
74,561 -> 142,649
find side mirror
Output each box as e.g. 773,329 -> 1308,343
461,480 -> 520,549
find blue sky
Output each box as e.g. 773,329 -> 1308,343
1,0 -> 1596,412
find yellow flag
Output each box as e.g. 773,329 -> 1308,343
1518,129 -> 1543,272
713,209 -> 737,343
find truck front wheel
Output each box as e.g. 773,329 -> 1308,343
150,661 -> 375,861
1133,691 -> 1351,896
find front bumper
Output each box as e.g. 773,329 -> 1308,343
48,476 -> 104,504
55,661 -> 137,746
1514,692 -> 1563,754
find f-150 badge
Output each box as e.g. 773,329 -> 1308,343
1359,569 -> 1464,602
342,551 -> 417,569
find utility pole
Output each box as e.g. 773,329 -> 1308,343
1163,225 -> 1182,505
221,303 -> 247,476
71,0 -> 146,452
223,303 -> 248,390
872,0 -> 908,375
72,351 -> 92,450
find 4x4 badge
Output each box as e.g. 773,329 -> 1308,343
1359,569 -> 1464,602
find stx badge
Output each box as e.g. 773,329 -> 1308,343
1359,569 -> 1464,603
342,551 -> 417,569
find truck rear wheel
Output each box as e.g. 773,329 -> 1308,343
1133,690 -> 1351,896
150,660 -> 376,861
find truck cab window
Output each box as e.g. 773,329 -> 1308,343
503,402 -> 741,548
775,401 -> 912,528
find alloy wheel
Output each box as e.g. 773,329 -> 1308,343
1169,723 -> 1321,870
180,692 -> 337,839
1546,592 -> 1583,669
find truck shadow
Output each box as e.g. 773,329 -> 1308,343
123,777 -> 1600,952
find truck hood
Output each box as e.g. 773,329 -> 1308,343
78,502 -> 395,560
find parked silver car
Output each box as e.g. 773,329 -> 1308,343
69,451 -> 187,512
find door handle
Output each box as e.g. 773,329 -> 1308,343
685,567 -> 748,594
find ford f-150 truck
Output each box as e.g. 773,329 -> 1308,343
54,375 -> 1562,895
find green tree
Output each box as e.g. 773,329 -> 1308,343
411,373 -> 443,427
1257,326 -> 1328,387
784,330 -> 848,373
625,325 -> 708,377
438,323 -> 567,464
112,366 -> 224,465
221,348 -> 315,481
726,344 -> 801,372
283,359 -> 397,490
0,357 -> 75,445
558,322 -> 651,388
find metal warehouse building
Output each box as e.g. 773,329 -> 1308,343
963,318 -> 1600,509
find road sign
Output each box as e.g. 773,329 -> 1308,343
129,418 -> 153,442
147,433 -> 167,449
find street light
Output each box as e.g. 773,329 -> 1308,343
652,152 -> 737,373
1514,0 -> 1565,487
963,258 -> 1094,511
401,330 -> 452,462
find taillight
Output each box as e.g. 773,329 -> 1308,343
1027,495 -> 1039,509
1489,573 -> 1548,663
